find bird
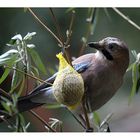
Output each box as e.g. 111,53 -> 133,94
0,37 -> 129,115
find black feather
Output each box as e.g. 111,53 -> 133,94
101,49 -> 113,60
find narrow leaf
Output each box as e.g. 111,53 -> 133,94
100,113 -> 113,128
1,101 -> 11,114
11,34 -> 22,41
17,75 -> 25,97
31,65 -> 40,78
127,63 -> 134,72
23,32 -> 36,40
27,48 -> 47,75
0,50 -> 19,66
129,63 -> 137,104
66,8 -> 75,13
131,50 -> 137,59
93,112 -> 101,126
0,49 -> 18,60
27,44 -> 35,49
0,68 -> 11,84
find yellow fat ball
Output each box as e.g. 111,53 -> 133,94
52,52 -> 84,109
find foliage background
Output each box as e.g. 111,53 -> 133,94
0,8 -> 140,132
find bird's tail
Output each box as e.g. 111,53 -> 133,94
0,90 -> 44,114
17,95 -> 44,113
0,86 -> 57,115
18,86 -> 58,112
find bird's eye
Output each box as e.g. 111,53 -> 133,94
108,43 -> 117,50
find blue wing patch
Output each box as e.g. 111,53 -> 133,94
73,62 -> 91,73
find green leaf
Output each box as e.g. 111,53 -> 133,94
93,112 -> 101,126
129,62 -> 137,104
11,34 -> 22,41
23,32 -> 36,40
11,94 -> 18,108
0,68 -> 11,84
0,49 -> 18,59
0,49 -> 18,65
0,96 -> 12,115
100,113 -> 113,128
27,44 -> 35,49
66,8 -> 75,13
87,8 -> 93,15
17,75 -> 25,97
31,65 -> 41,85
127,63 -> 134,72
11,67 -> 19,90
31,65 -> 40,77
15,114 -> 28,132
27,48 -> 47,75
1,101 -> 11,114
136,53 -> 140,64
131,50 -> 137,59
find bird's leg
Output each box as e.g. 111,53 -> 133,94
81,99 -> 93,132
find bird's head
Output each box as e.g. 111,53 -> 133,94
88,37 -> 129,74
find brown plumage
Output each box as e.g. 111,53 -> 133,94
72,37 -> 129,111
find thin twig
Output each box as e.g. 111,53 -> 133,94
65,10 -> 75,46
0,88 -> 11,99
29,110 -> 56,132
23,42 -> 30,95
49,8 -> 72,66
63,10 -> 75,66
9,77 -> 24,94
4,65 -> 52,86
65,107 -> 86,129
79,29 -> 90,57
79,8 -> 97,56
81,101 -> 92,131
79,114 -> 86,126
0,115 -> 15,128
27,8 -> 63,46
49,8 -> 64,43
112,8 -> 140,31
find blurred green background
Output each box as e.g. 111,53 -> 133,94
0,8 -> 140,132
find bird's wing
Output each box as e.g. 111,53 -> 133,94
23,72 -> 57,99
73,62 -> 91,73
72,53 -> 94,73
26,55 -> 92,97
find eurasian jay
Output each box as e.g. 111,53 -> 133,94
0,37 -> 129,114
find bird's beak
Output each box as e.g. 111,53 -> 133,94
87,42 -> 102,50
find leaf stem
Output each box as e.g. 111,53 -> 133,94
0,88 -> 11,99
49,8 -> 64,43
